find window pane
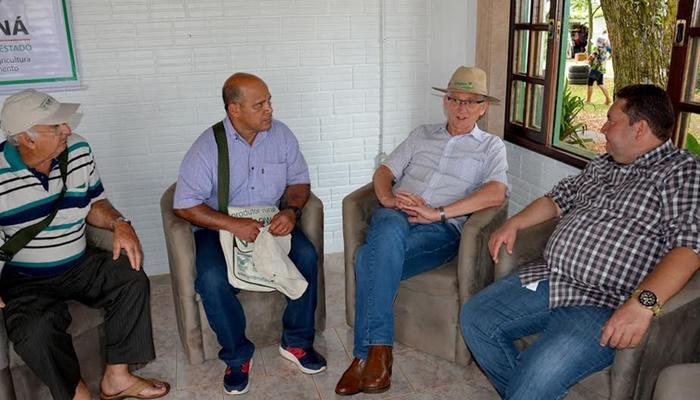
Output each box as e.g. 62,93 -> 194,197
551,83 -> 605,158
533,30 -> 547,77
511,80 -> 526,124
516,0 -> 532,23
681,38 -> 700,104
678,112 -> 700,156
534,0 -> 551,24
528,83 -> 544,130
514,30 -> 530,74
692,4 -> 700,27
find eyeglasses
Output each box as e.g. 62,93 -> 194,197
446,96 -> 485,109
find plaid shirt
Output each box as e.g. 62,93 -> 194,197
519,141 -> 700,309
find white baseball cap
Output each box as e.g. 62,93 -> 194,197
0,89 -> 82,137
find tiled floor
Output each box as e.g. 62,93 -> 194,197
143,253 -> 597,400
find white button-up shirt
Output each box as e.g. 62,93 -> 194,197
383,123 -> 509,230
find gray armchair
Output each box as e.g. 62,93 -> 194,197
160,183 -> 326,364
653,363 -> 700,400
343,183 -> 508,364
0,226 -> 113,400
496,219 -> 700,400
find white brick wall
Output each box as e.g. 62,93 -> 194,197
505,142 -> 582,216
4,0 -> 579,276
0,0 -> 438,275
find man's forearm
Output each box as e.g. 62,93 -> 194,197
508,196 -> 561,230
282,183 -> 310,209
373,165 -> 395,205
634,247 -> 700,305
86,199 -> 124,230
173,204 -> 240,233
442,181 -> 507,218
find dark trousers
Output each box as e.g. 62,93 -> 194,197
194,227 -> 318,369
0,248 -> 155,400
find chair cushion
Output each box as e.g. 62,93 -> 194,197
653,363 -> 700,400
399,261 -> 459,296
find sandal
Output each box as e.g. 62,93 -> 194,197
100,377 -> 170,400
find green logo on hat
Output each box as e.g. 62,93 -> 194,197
455,81 -> 473,90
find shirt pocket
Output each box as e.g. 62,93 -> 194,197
261,162 -> 287,185
446,155 -> 484,185
259,162 -> 288,201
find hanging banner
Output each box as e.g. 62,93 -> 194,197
0,0 -> 79,93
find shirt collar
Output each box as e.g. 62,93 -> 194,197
633,140 -> 675,167
224,117 -> 271,144
438,123 -> 486,142
2,140 -> 60,177
604,140 -> 676,169
2,141 -> 28,171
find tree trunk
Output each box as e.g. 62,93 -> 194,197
587,0 -> 594,54
600,0 -> 678,90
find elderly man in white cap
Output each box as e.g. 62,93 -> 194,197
0,90 -> 169,400
335,66 -> 509,395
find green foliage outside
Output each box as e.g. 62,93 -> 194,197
687,132 -> 700,156
559,84 -> 590,147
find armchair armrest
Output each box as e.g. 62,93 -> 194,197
292,192 -> 325,260
342,183 -> 379,325
609,270 -> 700,400
494,218 -> 558,280
160,184 -> 202,363
456,201 -> 508,305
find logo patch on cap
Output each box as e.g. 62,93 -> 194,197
454,81 -> 473,90
38,96 -> 53,111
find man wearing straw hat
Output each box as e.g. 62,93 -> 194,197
335,66 -> 509,395
0,89 -> 169,400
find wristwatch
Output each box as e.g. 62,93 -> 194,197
631,288 -> 662,316
113,216 -> 131,229
437,206 -> 446,223
283,206 -> 302,220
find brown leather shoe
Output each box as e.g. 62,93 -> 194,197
335,358 -> 365,396
360,345 -> 392,393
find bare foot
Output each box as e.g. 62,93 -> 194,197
72,380 -> 91,400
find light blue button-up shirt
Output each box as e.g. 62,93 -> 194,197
174,117 -> 310,211
383,123 -> 508,229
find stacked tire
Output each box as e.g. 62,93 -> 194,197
567,64 -> 589,85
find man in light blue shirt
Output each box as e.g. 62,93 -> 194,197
336,66 -> 509,396
174,73 -> 326,396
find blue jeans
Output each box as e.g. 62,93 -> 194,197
353,208 -> 460,359
194,227 -> 318,368
460,273 -> 616,400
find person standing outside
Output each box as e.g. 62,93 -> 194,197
586,36 -> 612,105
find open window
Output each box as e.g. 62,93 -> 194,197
668,0 -> 700,157
504,0 -> 699,167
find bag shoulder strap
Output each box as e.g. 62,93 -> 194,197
212,121 -> 229,214
0,149 -> 69,262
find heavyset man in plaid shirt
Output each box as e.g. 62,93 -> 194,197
460,84 -> 700,400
